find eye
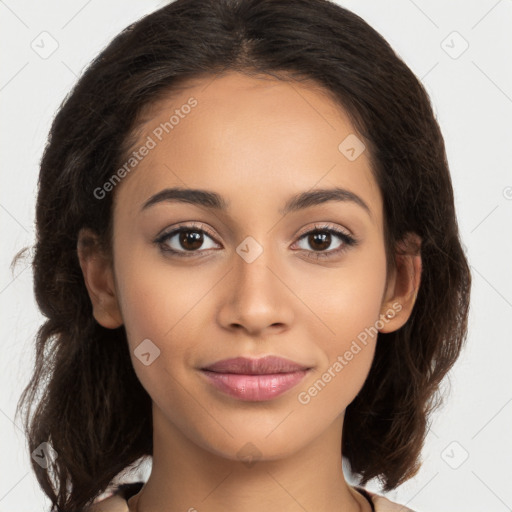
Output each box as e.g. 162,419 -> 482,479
292,223 -> 357,260
154,222 -> 358,260
155,223 -> 220,258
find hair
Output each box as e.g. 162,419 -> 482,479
12,0 -> 471,510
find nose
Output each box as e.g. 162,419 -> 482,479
216,241 -> 294,336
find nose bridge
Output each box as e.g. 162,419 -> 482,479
234,232 -> 281,300
218,231 -> 292,332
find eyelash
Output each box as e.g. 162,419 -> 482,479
154,222 -> 358,260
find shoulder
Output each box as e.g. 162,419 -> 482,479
368,491 -> 417,512
84,481 -> 144,512
84,494 -> 128,512
354,486 -> 417,512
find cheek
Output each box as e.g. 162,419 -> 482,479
306,239 -> 388,343
296,242 -> 387,409
114,244 -> 212,346
295,298 -> 381,428
113,247 -> 219,395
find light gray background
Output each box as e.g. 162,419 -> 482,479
1,1 -> 511,511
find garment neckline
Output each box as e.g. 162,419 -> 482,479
120,481 -> 375,512
353,486 -> 376,512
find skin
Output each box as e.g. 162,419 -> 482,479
78,71 -> 421,512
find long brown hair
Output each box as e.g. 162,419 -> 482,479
13,0 -> 471,510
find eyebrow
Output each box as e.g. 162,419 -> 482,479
141,186 -> 372,219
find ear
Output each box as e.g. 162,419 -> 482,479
378,232 -> 422,333
76,228 -> 123,329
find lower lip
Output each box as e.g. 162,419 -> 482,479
200,369 -> 309,401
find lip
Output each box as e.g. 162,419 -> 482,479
202,355 -> 310,374
200,356 -> 311,401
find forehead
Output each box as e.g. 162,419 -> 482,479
112,71 -> 381,223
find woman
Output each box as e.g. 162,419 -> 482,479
15,0 -> 471,510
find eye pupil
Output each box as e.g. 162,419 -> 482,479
180,230 -> 203,250
309,231 -> 331,251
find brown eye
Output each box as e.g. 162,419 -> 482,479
178,230 -> 204,251
293,224 -> 357,260
306,231 -> 332,251
156,224 -> 220,257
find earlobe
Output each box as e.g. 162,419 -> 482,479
378,233 -> 422,333
76,228 -> 123,329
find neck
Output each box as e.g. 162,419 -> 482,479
130,404 -> 368,512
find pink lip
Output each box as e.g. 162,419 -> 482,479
202,355 -> 309,374
201,370 -> 310,401
200,356 -> 311,401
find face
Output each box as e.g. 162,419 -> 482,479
94,71 -> 403,462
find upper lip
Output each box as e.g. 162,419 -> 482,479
201,356 -> 310,375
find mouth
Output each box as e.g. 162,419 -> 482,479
201,355 -> 311,374
200,355 -> 312,401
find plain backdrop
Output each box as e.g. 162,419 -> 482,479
1,1 -> 511,511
